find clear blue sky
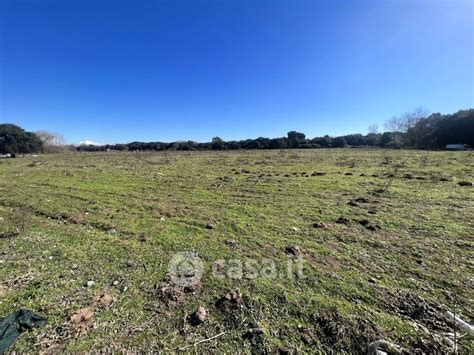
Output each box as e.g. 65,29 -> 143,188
1,0 -> 472,144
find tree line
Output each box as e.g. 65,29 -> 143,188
1,108 -> 473,154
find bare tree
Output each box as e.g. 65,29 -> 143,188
384,116 -> 403,132
368,124 -> 379,134
384,107 -> 430,133
36,131 -> 66,147
400,107 -> 430,131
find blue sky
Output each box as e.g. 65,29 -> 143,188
1,0 -> 472,144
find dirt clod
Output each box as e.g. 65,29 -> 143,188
285,245 -> 300,255
313,222 -> 330,229
95,291 -> 114,307
301,328 -> 317,346
156,283 -> 185,305
458,181 -> 472,187
190,306 -> 208,325
217,289 -> 243,310
335,216 -> 350,225
205,223 -> 215,229
68,307 -> 95,332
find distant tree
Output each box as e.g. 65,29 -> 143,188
384,116 -> 404,132
344,134 -> 366,146
400,107 -> 430,131
401,107 -> 430,147
332,136 -> 347,148
35,130 -> 65,146
311,135 -> 332,148
225,141 -> 241,150
268,138 -> 288,149
365,133 -> 381,146
211,137 -> 225,150
287,131 -> 306,148
36,130 -> 67,153
380,132 -> 395,147
0,124 -> 44,154
368,124 -> 379,134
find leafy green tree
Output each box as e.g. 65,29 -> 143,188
211,137 -> 225,150
0,124 -> 44,154
287,131 -> 306,148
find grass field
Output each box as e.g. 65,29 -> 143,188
0,149 -> 473,353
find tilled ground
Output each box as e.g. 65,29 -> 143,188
0,149 -> 473,353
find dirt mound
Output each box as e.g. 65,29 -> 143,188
387,290 -> 448,332
312,307 -> 383,353
155,279 -> 202,306
68,307 -> 95,333
66,290 -> 114,333
458,181 -> 472,187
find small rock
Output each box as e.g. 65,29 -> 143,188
348,201 -> 360,207
291,226 -> 299,232
112,280 -> 119,286
125,260 -> 135,268
86,281 -> 95,288
108,228 -> 117,235
224,239 -> 236,246
71,263 -> 79,270
205,223 -> 215,230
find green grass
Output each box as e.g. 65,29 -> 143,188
0,149 -> 473,353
